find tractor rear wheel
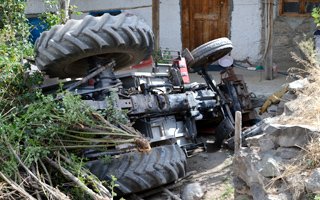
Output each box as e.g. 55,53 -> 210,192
35,13 -> 154,79
86,145 -> 187,195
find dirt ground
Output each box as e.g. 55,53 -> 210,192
186,150 -> 234,200
140,148 -> 234,200
132,68 -> 290,200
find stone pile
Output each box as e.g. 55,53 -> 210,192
233,79 -> 320,200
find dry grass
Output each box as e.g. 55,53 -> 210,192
0,182 -> 21,200
278,39 -> 320,128
268,39 -> 320,198
302,137 -> 320,169
266,137 -> 320,198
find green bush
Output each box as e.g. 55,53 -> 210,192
312,7 -> 320,28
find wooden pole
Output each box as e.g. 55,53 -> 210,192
264,0 -> 274,80
59,0 -> 70,23
234,111 -> 242,153
152,0 -> 160,51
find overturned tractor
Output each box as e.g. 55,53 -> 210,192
35,13 -> 257,196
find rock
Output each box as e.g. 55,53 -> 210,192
259,157 -> 281,178
305,168 -> 320,193
288,78 -> 309,90
259,138 -> 275,152
275,147 -> 301,160
235,194 -> 252,200
263,124 -> 317,148
283,102 -> 294,116
277,100 -> 285,115
181,182 -> 204,200
267,193 -> 292,200
246,134 -> 263,147
267,105 -> 278,117
282,92 -> 297,101
276,92 -> 297,116
233,176 -> 251,195
251,184 -> 269,200
233,149 -> 271,200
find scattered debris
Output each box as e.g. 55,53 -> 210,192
305,168 -> 320,193
181,183 -> 204,200
259,157 -> 281,178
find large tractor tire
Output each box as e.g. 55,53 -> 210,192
35,13 -> 154,78
187,37 -> 233,72
86,145 -> 187,195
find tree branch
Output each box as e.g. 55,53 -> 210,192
45,157 -> 110,200
0,171 -> 37,200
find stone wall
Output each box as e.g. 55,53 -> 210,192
272,16 -> 316,71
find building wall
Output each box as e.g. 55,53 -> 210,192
25,0 -> 182,51
25,0 -> 265,63
28,0 -> 316,69
230,0 -> 263,64
230,0 -> 316,70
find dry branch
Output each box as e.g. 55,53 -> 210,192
58,154 -> 112,198
0,172 -> 36,200
45,157 -> 110,200
7,143 -> 70,200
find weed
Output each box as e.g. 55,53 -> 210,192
218,179 -> 234,200
306,193 -> 320,200
101,155 -> 113,164
109,175 -> 120,198
102,91 -> 129,124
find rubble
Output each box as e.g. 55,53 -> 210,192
288,78 -> 309,90
233,121 -> 320,199
305,168 -> 320,193
259,157 -> 281,178
181,182 -> 204,200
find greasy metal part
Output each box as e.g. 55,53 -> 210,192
130,93 -> 191,115
181,48 -> 194,64
214,117 -> 235,146
220,67 -> 257,124
199,68 -> 235,124
67,60 -> 116,91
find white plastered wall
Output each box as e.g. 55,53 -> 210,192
230,0 -> 263,63
26,0 -> 264,63
25,0 -> 182,51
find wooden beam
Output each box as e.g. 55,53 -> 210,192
264,0 -> 274,80
234,111 -> 242,154
152,0 -> 160,51
80,5 -> 153,13
59,0 -> 70,23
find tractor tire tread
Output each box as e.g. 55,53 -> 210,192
86,145 -> 187,195
35,13 -> 154,78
